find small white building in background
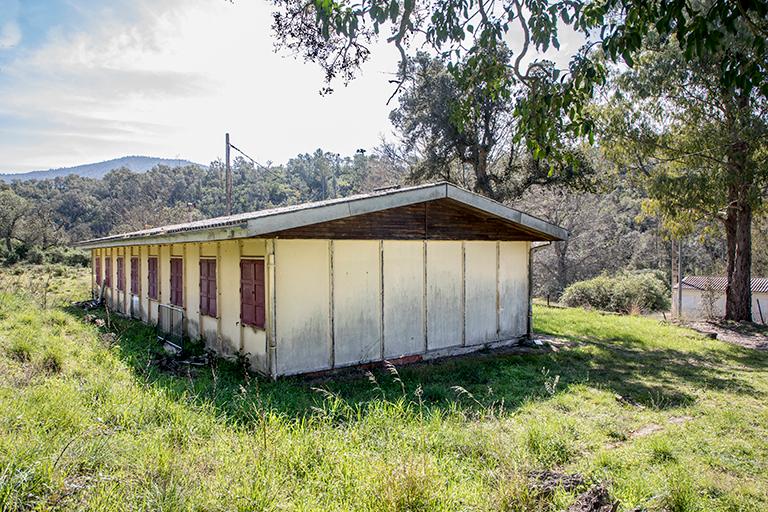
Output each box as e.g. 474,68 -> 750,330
673,276 -> 768,324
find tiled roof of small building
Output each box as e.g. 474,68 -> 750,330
676,276 -> 768,294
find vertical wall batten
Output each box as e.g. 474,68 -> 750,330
237,240 -> 243,352
496,241 -> 501,337
329,240 -> 335,368
422,240 -> 428,353
216,242 -> 222,349
379,240 -> 385,360
461,241 -> 466,347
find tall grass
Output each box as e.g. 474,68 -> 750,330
1,267 -> 767,510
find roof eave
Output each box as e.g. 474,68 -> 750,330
75,182 -> 568,248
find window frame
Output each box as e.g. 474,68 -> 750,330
199,258 -> 217,318
147,257 -> 159,300
170,257 -> 184,307
130,257 -> 140,295
104,257 -> 112,287
240,258 -> 266,329
95,257 -> 102,285
116,257 -> 125,291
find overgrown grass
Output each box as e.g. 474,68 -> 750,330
1,268 -> 767,510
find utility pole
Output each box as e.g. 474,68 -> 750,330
225,132 -> 232,216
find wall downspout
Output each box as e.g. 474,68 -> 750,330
528,241 -> 552,338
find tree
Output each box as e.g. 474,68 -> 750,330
390,48 -> 514,199
601,34 -> 768,321
390,49 -> 596,199
271,0 -> 768,161
0,188 -> 28,253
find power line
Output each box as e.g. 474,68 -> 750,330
227,141 -> 280,179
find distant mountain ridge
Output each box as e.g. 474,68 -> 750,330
0,156 -> 202,182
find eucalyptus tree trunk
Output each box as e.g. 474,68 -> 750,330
724,192 -> 753,322
723,136 -> 753,322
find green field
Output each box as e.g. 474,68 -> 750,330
1,266 -> 767,511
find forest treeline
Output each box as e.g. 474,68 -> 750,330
1,147 -> 765,298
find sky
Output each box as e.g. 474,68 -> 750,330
0,0 -> 583,173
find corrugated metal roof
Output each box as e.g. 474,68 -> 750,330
76,181 -> 569,248
676,276 -> 768,293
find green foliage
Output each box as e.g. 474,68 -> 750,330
390,50 -> 595,200
271,0 -> 768,164
561,271 -> 670,313
600,30 -> 767,320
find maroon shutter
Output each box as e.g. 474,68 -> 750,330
130,257 -> 139,294
95,257 -> 101,285
148,257 -> 158,300
105,258 -> 112,287
240,259 -> 265,328
170,258 -> 183,306
200,260 -> 208,315
208,260 -> 217,317
117,257 -> 125,291
199,259 -> 217,316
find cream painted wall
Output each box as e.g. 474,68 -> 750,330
116,247 -> 126,314
382,240 -> 425,358
185,243 -> 201,340
464,241 -> 498,345
332,240 -> 382,366
499,241 -> 529,338
159,245 -> 171,307
426,241 -> 464,350
274,239 -> 332,375
90,236 -> 532,378
678,288 -> 768,324
219,241 -> 241,355
139,245 -> 149,322
106,248 -> 115,309
148,245 -> 160,322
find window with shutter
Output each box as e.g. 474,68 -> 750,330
199,259 -> 217,317
148,257 -> 158,300
130,257 -> 139,294
117,257 -> 125,291
240,259 -> 265,328
95,257 -> 101,285
104,257 -> 112,287
170,258 -> 183,307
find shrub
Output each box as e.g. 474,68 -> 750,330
26,247 -> 45,265
43,246 -> 90,267
561,272 -> 670,314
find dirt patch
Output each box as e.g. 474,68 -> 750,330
630,424 -> 663,438
531,334 -> 581,351
528,469 -> 585,495
567,484 -> 618,512
668,415 -> 693,425
686,320 -> 768,350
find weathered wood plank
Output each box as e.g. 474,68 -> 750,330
264,199 -> 554,241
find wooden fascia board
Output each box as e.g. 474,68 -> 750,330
244,184 -> 447,236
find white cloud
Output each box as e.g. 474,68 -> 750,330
0,21 -> 21,49
0,0 -> 400,172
